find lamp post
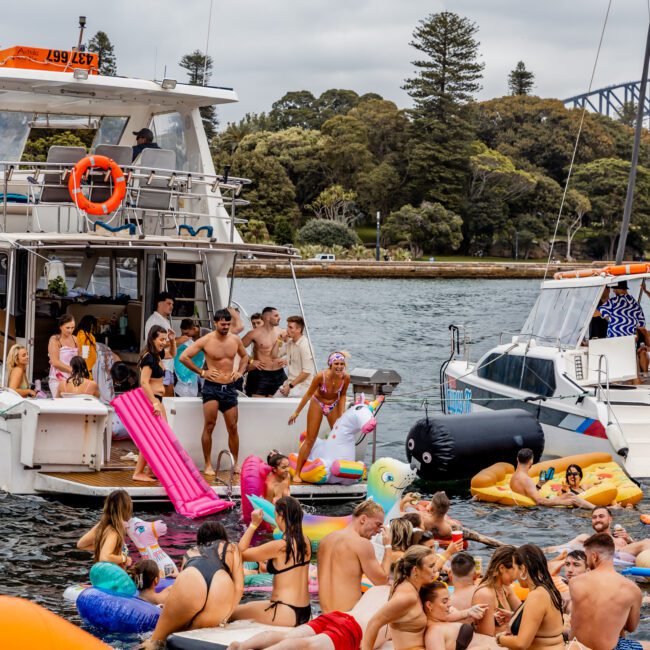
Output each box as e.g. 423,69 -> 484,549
376,211 -> 381,261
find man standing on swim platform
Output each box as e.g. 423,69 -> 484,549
180,308 -> 248,475
241,306 -> 287,397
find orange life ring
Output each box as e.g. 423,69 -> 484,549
554,263 -> 650,280
68,154 -> 126,216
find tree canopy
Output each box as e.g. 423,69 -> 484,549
87,31 -> 117,76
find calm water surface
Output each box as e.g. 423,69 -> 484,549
0,278 -> 648,646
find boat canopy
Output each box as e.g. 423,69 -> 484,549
522,272 -> 650,348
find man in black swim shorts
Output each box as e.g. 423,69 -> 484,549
242,306 -> 287,397
180,309 -> 248,475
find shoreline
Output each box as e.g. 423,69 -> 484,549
235,260 -> 599,279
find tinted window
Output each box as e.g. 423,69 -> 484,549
478,353 -> 555,397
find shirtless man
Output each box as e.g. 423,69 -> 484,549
570,533 -> 648,650
318,500 -> 392,613
449,552 -> 477,614
545,506 -> 650,557
510,448 -> 578,507
242,306 -> 287,397
180,308 -> 248,474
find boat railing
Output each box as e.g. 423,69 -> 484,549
0,159 -> 251,240
499,330 -> 565,350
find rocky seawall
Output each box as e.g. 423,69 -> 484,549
234,260 -> 600,279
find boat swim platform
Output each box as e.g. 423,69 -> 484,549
34,469 -> 367,502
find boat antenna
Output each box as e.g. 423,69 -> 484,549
202,0 -> 214,85
542,0 -> 612,282
615,23 -> 650,264
76,16 -> 87,51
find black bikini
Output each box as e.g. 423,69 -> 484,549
184,541 -> 231,591
140,352 -> 165,379
456,623 -> 474,650
510,602 -> 563,639
264,556 -> 312,626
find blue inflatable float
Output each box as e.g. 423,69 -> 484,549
75,562 -> 160,633
621,566 -> 650,578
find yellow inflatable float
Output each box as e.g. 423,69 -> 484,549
471,453 -> 642,507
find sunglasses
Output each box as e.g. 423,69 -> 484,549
566,471 -> 580,476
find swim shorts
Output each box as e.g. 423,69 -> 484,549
307,611 -> 362,650
614,638 -> 643,650
202,380 -> 238,412
245,368 -> 287,397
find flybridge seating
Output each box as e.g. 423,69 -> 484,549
0,146 -> 251,239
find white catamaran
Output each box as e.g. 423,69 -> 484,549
0,43 -> 380,500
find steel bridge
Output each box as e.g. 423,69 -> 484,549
564,80 -> 650,122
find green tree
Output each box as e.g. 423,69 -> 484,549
403,11 -> 484,212
242,219 -> 271,244
572,158 -> 650,259
296,219 -> 360,248
618,101 -> 638,128
230,151 -> 300,232
475,96 -> 617,183
273,217 -> 295,245
314,89 -> 360,126
382,202 -> 463,257
269,91 -> 318,130
508,61 -> 535,96
563,188 -> 591,261
307,185 -> 358,225
179,50 -> 218,140
22,130 -> 90,162
321,114 -> 374,186
87,31 -> 117,76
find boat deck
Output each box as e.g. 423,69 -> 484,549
34,441 -> 368,502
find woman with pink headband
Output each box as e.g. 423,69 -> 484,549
288,351 -> 350,483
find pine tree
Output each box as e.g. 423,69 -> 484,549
179,50 -> 218,141
508,61 -> 535,96
87,31 -> 117,76
403,11 -> 484,212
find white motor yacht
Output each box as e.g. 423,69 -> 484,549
443,267 -> 650,479
0,44 -> 377,501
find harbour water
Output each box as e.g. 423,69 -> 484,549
0,278 -> 648,646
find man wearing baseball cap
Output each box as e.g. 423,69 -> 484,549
132,127 -> 160,161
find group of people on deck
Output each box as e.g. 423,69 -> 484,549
76,485 -> 650,650
9,290 -> 350,484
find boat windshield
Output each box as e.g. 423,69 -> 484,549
520,284 -> 602,347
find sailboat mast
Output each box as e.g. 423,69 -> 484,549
615,22 -> 650,264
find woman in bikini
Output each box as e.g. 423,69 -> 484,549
472,545 -> 521,636
48,314 -> 78,398
265,451 -> 291,503
422,582 -> 495,650
288,351 -> 350,482
6,345 -> 35,397
133,325 -> 172,482
233,496 -> 312,627
64,356 -> 100,397
496,545 -> 564,650
143,521 -> 243,650
362,545 -> 439,650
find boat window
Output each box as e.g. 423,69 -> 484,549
0,111 -> 31,161
94,116 -> 129,147
478,353 -> 556,397
150,112 -> 187,171
478,353 -> 523,390
520,285 -> 602,347
520,357 -> 556,397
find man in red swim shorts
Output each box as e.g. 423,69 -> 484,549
227,586 -> 391,650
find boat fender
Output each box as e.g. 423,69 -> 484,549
406,409 -> 544,481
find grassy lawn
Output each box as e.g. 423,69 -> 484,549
424,255 -> 548,263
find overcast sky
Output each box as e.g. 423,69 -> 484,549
3,1 -> 650,126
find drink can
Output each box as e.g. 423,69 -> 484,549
474,557 -> 483,575
82,344 -> 90,359
614,524 -> 624,532
451,530 -> 463,544
433,540 -> 439,554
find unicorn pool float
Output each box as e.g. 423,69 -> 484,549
247,456 -> 418,543
289,394 -> 384,485
125,516 -> 178,577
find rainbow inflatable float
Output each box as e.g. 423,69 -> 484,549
471,453 -> 642,507
288,396 -> 383,485
248,456 -> 417,543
